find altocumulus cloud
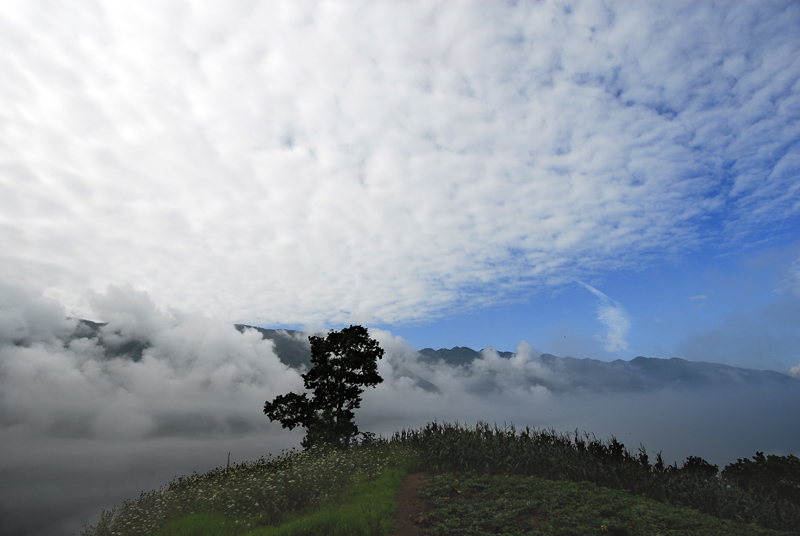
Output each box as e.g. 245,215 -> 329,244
0,1 -> 799,328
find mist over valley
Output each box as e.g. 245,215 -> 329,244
1,284 -> 798,536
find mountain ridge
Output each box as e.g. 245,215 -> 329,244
66,320 -> 798,394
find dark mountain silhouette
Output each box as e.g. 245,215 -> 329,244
234,325 -> 312,370
69,318 -> 150,361
65,320 -> 798,393
418,348 -> 797,392
419,346 -> 514,365
237,326 -> 798,393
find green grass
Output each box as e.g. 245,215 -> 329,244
420,473 -> 793,536
246,467 -> 406,536
78,442 -> 417,536
154,512 -> 230,536
151,466 -> 407,536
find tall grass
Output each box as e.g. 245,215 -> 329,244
392,421 -> 800,532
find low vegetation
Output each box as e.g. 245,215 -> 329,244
78,422 -> 800,536
153,465 -> 407,536
78,442 -> 416,536
398,421 -> 800,532
420,473 -> 787,535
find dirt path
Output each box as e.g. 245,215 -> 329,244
391,472 -> 435,536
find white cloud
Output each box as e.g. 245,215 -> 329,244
0,284 -> 303,439
578,282 -> 631,352
0,280 -> 76,345
0,1 -> 798,327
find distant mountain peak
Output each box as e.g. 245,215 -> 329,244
66,321 -> 797,394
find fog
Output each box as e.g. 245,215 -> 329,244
1,283 -> 798,536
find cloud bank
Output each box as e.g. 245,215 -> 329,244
0,282 -> 303,440
1,1 -> 799,327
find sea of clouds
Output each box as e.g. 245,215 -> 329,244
1,282 -> 798,536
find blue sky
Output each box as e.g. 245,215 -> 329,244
1,0 -> 799,372
390,239 -> 800,368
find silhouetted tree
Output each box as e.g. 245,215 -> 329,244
263,325 -> 384,450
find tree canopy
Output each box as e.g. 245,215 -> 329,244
263,324 -> 384,449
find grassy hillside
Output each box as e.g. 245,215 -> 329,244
77,422 -> 800,536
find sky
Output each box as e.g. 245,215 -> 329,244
1,0 -> 799,371
1,2 -> 800,534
